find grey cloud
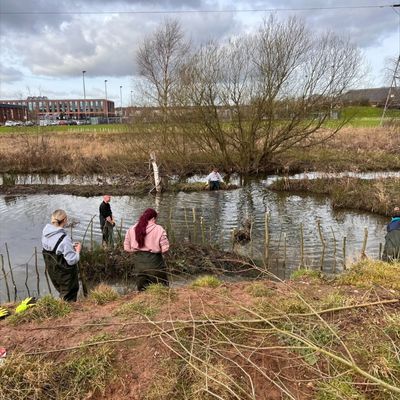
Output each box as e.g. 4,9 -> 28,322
0,65 -> 23,82
8,10 -> 239,79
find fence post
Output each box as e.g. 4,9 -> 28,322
317,221 -> 326,271
0,254 -> 10,302
343,236 -> 347,270
361,227 -> 368,259
264,212 -> 270,267
330,227 -> 337,273
299,223 -> 304,268
5,243 -> 17,301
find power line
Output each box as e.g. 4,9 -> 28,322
1,4 -> 400,15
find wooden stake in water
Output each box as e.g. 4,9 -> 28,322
184,208 -> 190,241
200,216 -> 205,245
264,212 -> 270,267
192,207 -> 197,243
379,242 -> 383,260
25,263 -> 31,297
317,221 -> 326,271
330,227 -> 337,273
343,236 -> 347,270
283,232 -> 287,271
0,254 -> 10,302
5,243 -> 17,301
249,219 -> 254,258
90,220 -> 94,251
34,247 -> 40,296
231,229 -> 236,252
361,227 -> 368,259
299,223 -> 304,268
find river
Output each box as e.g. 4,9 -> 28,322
0,173 -> 394,302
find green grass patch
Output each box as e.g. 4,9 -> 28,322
145,283 -> 176,302
89,283 -> 119,305
245,282 -> 273,297
316,376 -> 366,399
0,337 -> 115,399
191,275 -> 222,288
115,299 -> 158,319
338,260 -> 400,290
291,268 -> 322,281
8,295 -> 71,325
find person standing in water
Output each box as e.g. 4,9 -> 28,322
99,194 -> 115,248
42,209 -> 81,302
124,208 -> 170,291
382,206 -> 400,262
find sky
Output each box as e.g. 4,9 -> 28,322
0,0 -> 399,106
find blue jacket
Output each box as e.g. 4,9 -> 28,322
387,217 -> 400,233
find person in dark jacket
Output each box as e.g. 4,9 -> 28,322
99,194 -> 115,248
42,209 -> 81,302
382,207 -> 400,262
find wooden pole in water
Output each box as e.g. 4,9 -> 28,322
330,227 -> 337,273
264,212 -> 270,267
184,208 -> 190,241
90,220 -> 94,251
361,227 -> 368,259
379,242 -> 383,260
342,236 -> 347,270
283,233 -> 287,271
34,247 -> 40,296
299,223 -> 304,268
192,207 -> 197,243
231,229 -> 236,252
317,221 -> 326,271
25,263 -> 31,297
249,219 -> 254,258
149,151 -> 162,193
0,254 -> 10,302
200,216 -> 205,245
5,243 -> 17,301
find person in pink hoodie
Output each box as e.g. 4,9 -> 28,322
124,208 -> 170,291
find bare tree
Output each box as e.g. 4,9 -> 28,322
136,18 -> 190,112
175,16 -> 362,173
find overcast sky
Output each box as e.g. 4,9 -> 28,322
0,0 -> 399,105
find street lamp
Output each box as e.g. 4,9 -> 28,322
82,70 -> 86,121
104,79 -> 108,124
119,85 -> 123,123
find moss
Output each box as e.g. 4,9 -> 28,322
191,275 -> 222,288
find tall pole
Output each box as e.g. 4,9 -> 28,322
104,79 -> 108,124
130,90 -> 134,119
82,70 -> 86,121
119,85 -> 123,124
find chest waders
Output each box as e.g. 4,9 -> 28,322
42,234 -> 79,302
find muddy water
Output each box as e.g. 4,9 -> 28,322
0,179 -> 389,302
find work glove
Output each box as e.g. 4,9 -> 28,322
0,307 -> 10,319
15,297 -> 36,314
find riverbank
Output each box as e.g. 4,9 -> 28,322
0,126 -> 399,175
1,260 -> 399,399
270,177 -> 400,216
0,181 -> 238,196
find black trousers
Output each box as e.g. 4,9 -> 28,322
133,251 -> 169,291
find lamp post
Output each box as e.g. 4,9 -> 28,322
104,79 -> 108,124
82,70 -> 86,121
130,90 -> 134,118
119,85 -> 123,124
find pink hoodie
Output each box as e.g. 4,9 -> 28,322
124,221 -> 169,253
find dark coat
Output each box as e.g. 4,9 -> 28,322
382,218 -> 400,261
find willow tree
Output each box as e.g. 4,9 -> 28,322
175,16 -> 362,172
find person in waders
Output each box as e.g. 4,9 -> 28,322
205,167 -> 224,190
42,209 -> 81,302
99,194 -> 115,248
382,207 -> 400,262
123,208 -> 169,291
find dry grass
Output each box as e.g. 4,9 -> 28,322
89,283 -> 119,305
0,126 -> 399,175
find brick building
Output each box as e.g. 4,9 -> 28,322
0,96 -> 115,121
0,103 -> 28,124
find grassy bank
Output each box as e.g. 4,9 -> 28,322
270,177 -> 400,216
0,181 -> 238,196
0,125 -> 399,176
1,260 -> 400,399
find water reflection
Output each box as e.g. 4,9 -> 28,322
0,183 -> 388,301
